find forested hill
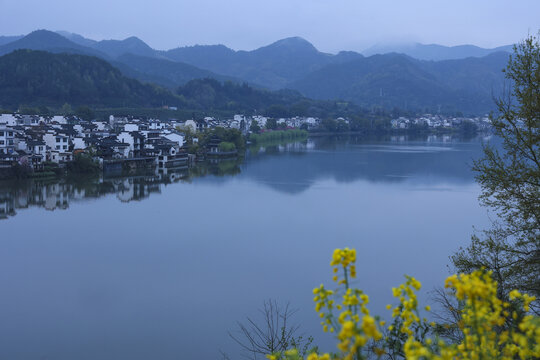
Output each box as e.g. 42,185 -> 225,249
0,50 -> 182,108
0,50 -> 362,118
176,78 -> 361,118
288,52 -> 510,114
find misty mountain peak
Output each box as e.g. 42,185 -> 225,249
268,36 -> 317,51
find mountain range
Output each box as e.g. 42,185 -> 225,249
362,42 -> 514,61
0,30 -> 515,114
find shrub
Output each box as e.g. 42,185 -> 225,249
66,153 -> 100,174
218,141 -> 236,152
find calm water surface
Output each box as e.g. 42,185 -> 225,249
0,135 -> 490,360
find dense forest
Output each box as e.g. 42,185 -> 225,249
0,50 -> 181,108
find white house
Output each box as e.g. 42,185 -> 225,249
27,139 -> 47,158
0,127 -> 16,154
0,114 -> 17,126
93,121 -> 108,131
179,119 -> 197,133
50,116 -> 68,125
124,123 -> 139,132
72,137 -> 87,150
49,150 -> 73,164
117,131 -> 145,157
162,131 -> 185,147
43,132 -> 70,152
253,115 -> 268,128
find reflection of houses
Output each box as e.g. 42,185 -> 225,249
0,170 -> 192,220
116,179 -> 135,202
113,178 -> 162,202
44,184 -> 69,211
0,190 -> 16,219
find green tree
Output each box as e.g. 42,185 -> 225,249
250,121 -> 261,133
458,119 -> 478,136
266,118 -> 277,130
452,33 -> 540,314
61,103 -> 74,116
75,106 -> 95,121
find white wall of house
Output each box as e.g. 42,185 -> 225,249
0,128 -> 16,154
0,114 -> 17,126
124,123 -> 139,132
43,133 -> 69,152
30,144 -> 46,158
162,132 -> 184,147
51,116 -> 68,124
181,120 -> 197,133
93,121 -> 107,131
253,115 -> 267,127
73,137 -> 87,150
49,151 -> 72,163
117,132 -> 135,152
73,124 -> 84,135
15,138 -> 27,151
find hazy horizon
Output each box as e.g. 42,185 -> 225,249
0,0 -> 538,53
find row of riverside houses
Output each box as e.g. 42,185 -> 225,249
0,112 -> 323,174
179,115 -> 321,133
0,114 -> 189,173
390,114 -> 492,130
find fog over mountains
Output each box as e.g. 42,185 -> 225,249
0,30 -> 514,114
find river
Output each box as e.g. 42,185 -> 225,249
0,134 -> 491,360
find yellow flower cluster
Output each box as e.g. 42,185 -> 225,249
315,248 -> 383,360
388,275 -> 423,336
267,249 -> 539,360
330,248 -> 356,282
404,270 -> 540,360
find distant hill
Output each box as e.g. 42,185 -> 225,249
93,37 -> 160,59
164,37 -> 362,89
0,30 -> 516,114
363,42 -> 513,61
115,53 -> 246,88
289,52 -> 510,114
0,30 -> 246,89
0,30 -> 108,59
56,31 -> 161,59
55,31 -> 97,48
0,50 -> 182,108
0,35 -> 23,46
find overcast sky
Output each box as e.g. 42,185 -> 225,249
0,0 -> 538,53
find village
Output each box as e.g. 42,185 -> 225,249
0,112 -> 490,178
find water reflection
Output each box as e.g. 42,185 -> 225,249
0,134 -> 486,220
242,134 -> 485,193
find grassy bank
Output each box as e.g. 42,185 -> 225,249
249,129 -> 308,144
